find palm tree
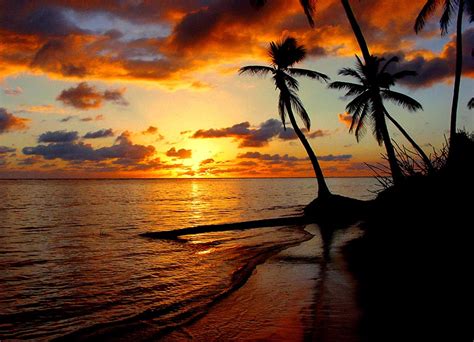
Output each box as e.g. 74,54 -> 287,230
329,56 -> 429,184
239,37 -> 331,198
415,0 -> 474,153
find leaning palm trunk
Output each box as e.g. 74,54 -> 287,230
375,97 -> 404,185
385,111 -> 434,172
284,99 -> 331,198
449,0 -> 465,155
341,0 -> 371,62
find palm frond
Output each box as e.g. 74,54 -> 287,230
278,91 -> 288,129
354,102 -> 370,142
371,105 -> 385,146
415,0 -> 440,33
380,56 -> 399,74
338,67 -> 365,83
289,90 -> 311,130
239,65 -> 274,76
288,68 -> 329,82
269,37 -> 306,68
329,81 -> 366,97
381,90 -> 423,112
440,0 -> 454,35
285,74 -> 300,91
466,0 -> 474,22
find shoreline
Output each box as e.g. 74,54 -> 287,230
56,226 -> 313,341
162,224 -> 363,341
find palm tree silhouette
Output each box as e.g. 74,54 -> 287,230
468,98 -> 474,109
239,37 -> 331,198
415,0 -> 474,153
329,56 -> 428,184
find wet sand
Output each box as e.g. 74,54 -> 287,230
163,224 -> 363,341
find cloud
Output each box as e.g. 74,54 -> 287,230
387,29 -> 474,88
2,0 -> 468,91
318,154 -> 352,161
18,156 -> 42,166
0,146 -> 16,154
23,132 -> 155,163
200,158 -> 215,165
238,151 -> 305,162
56,82 -> 128,110
192,119 -> 328,147
81,114 -> 105,122
166,147 -> 192,159
0,108 -> 30,134
142,126 -> 158,135
16,104 -> 66,114
338,112 -> 352,128
83,129 -> 114,139
38,130 -> 79,143
3,86 -> 22,96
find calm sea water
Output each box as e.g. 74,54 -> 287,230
0,178 -> 377,340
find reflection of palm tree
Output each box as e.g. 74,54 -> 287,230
239,37 -> 331,198
330,56 -> 427,184
415,0 -> 474,152
468,98 -> 474,109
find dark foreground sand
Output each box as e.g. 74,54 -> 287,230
163,224 -> 363,341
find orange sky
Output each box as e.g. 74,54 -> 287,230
0,0 -> 473,178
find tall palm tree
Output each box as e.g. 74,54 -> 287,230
329,56 -> 428,184
415,0 -> 474,152
239,37 -> 331,198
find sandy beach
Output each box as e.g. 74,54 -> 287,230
163,224 -> 363,341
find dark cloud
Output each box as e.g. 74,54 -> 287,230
166,147 -> 192,159
193,119 -> 328,148
238,151 -> 305,162
23,132 -> 155,162
56,82 -> 128,110
83,129 -> 114,139
38,130 -> 79,143
81,114 -> 105,122
18,156 -> 42,166
318,154 -> 352,161
142,126 -> 158,135
59,115 -> 76,123
0,108 -> 29,134
0,3 -> 84,37
387,28 -> 474,88
0,146 -> 16,154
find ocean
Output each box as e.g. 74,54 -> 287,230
0,178 -> 377,340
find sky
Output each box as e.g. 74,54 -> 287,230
0,0 -> 473,178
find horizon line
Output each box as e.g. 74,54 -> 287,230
0,176 -> 377,181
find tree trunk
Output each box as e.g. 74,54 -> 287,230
341,0 -> 371,62
375,98 -> 404,185
385,111 -> 434,173
285,101 -> 331,198
449,0 -> 464,156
